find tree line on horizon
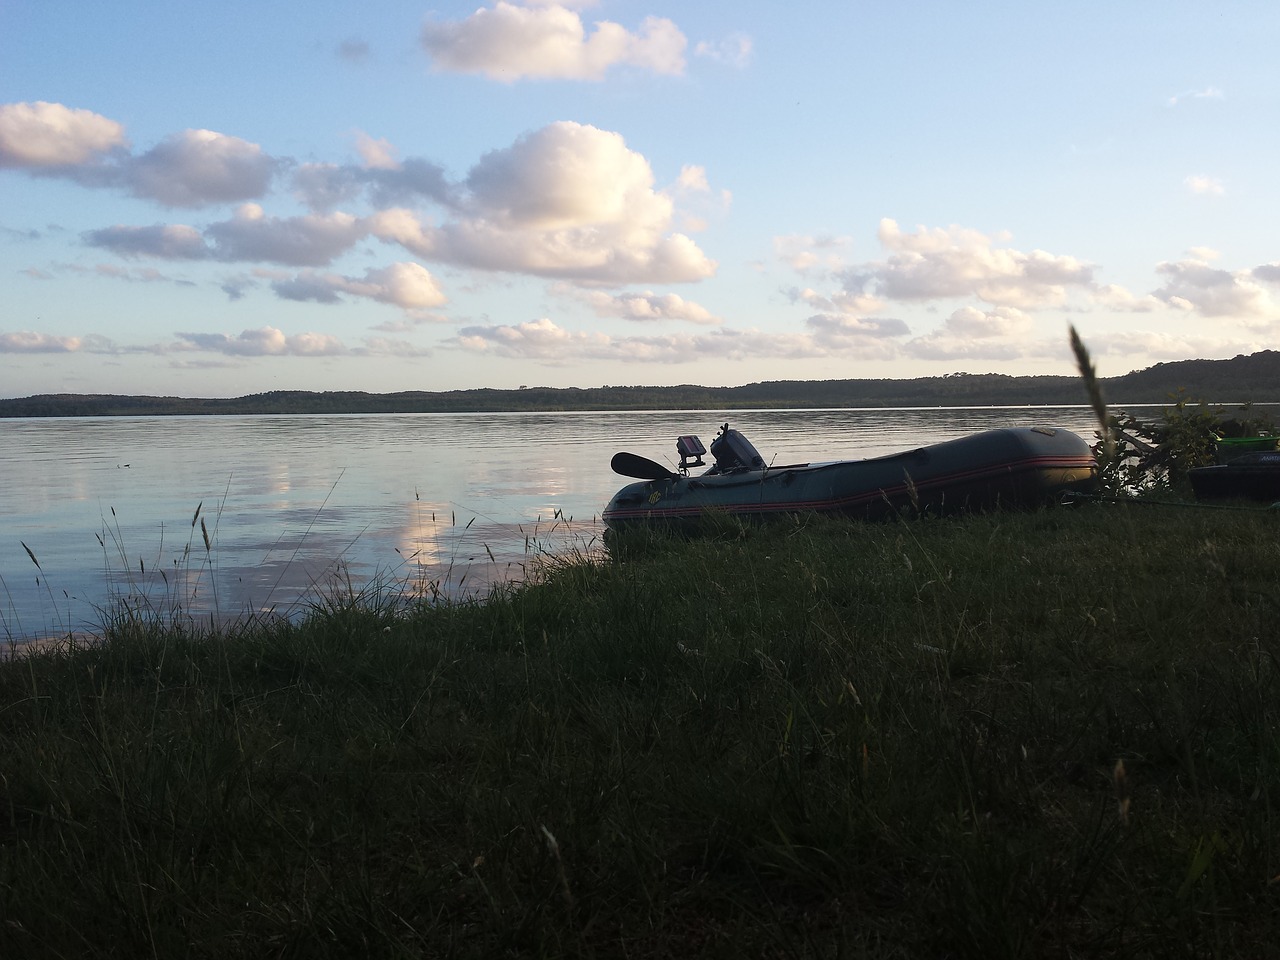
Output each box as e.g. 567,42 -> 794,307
4,351 -> 1280,418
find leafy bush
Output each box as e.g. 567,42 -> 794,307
1094,389 -> 1276,495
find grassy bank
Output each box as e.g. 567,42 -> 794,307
2,501 -> 1278,958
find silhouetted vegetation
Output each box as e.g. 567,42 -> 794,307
6,350 -> 1280,417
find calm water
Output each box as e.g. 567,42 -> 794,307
1,407 -> 1108,643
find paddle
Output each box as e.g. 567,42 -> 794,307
611,451 -> 678,481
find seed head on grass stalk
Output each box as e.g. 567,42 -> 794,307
1114,758 -> 1130,826
1070,324 -> 1114,461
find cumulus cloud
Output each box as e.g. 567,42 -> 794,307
0,101 -> 127,168
40,112 -> 712,291
272,262 -> 446,310
366,122 -> 716,283
841,219 -> 1095,309
0,103 -> 276,208
203,204 -> 365,266
421,2 -> 686,81
1152,258 -> 1276,319
467,121 -> 660,228
127,129 -> 276,206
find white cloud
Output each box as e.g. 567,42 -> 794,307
453,314 -> 909,364
1152,258 -> 1276,320
126,129 -> 276,207
942,305 -> 1032,339
567,288 -> 721,324
1093,283 -> 1162,313
0,331 -> 84,352
366,207 -> 437,257
1167,86 -> 1224,107
805,313 -> 910,343
842,219 -> 1095,309
370,122 -> 716,283
272,262 -> 446,310
53,117 -> 712,290
1184,174 -> 1225,196
354,132 -> 399,170
775,234 -> 853,274
904,333 -> 1036,362
176,326 -> 347,357
466,121 -> 661,228
421,2 -> 685,81
902,306 -> 1036,360
785,286 -> 884,316
0,101 -> 126,168
360,262 -> 446,309
675,164 -> 709,192
1086,329 -> 1258,361
694,33 -> 753,68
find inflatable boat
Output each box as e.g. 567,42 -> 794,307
602,423 -> 1099,530
1188,451 -> 1280,502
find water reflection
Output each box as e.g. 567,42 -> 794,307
2,407 -> 1130,643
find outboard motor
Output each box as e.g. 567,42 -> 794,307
709,423 -> 765,474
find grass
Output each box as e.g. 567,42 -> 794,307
2,500 -> 1279,958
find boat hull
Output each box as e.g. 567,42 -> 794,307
603,427 -> 1098,529
1189,451 -> 1280,501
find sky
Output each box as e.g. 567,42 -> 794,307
3,1 -> 1279,399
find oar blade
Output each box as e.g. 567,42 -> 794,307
611,452 -> 677,481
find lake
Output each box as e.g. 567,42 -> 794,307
1,407 -> 1109,644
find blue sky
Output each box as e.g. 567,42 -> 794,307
3,1 -> 1278,398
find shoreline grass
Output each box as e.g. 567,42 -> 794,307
2,501 -> 1278,957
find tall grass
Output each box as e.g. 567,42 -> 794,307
3,490 -> 598,654
2,501 -> 1278,957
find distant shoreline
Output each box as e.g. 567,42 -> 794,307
4,350 -> 1280,418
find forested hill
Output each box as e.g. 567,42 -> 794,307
6,351 -> 1280,417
